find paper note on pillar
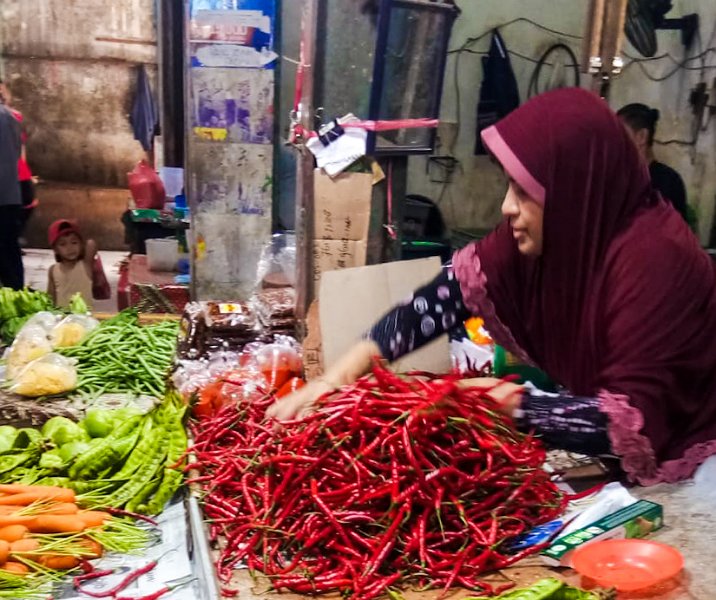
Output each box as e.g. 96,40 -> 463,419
313,170 -> 373,284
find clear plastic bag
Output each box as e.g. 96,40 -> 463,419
50,315 -> 99,348
5,324 -> 53,380
10,353 -> 78,397
24,312 -> 62,334
256,233 -> 296,290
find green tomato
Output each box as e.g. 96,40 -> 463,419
39,449 -> 65,470
82,409 -> 116,438
41,417 -> 86,446
58,440 -> 90,463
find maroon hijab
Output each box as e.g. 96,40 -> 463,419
453,88 -> 716,485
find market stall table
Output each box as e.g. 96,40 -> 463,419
117,254 -> 190,314
208,482 -> 712,600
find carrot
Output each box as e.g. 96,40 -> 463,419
34,502 -> 79,516
9,538 -> 39,557
0,484 -> 75,498
0,490 -> 75,506
2,561 -> 29,575
0,540 -> 9,565
0,507 -> 27,515
0,516 -> 36,527
77,511 -> 111,529
0,525 -> 28,543
37,554 -> 80,570
79,537 -> 103,559
28,515 -> 86,534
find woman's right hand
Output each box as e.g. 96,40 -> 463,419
266,378 -> 336,421
267,340 -> 381,422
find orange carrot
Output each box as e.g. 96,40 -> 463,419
35,502 -> 79,516
0,540 -> 9,565
77,511 -> 111,529
79,537 -> 103,559
0,489 -> 75,506
0,516 -> 37,527
37,554 -> 80,570
2,561 -> 29,575
0,484 -> 75,497
0,507 -> 27,515
28,515 -> 86,534
9,538 -> 39,557
0,525 -> 28,543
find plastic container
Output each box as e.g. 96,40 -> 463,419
160,167 -> 184,198
572,539 -> 683,591
146,238 -> 179,272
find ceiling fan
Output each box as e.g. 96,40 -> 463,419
625,0 -> 699,58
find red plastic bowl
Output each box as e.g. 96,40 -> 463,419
571,539 -> 684,591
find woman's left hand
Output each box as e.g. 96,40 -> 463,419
458,377 -> 524,417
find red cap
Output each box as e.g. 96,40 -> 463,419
48,219 -> 82,247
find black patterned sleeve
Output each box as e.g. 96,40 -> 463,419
516,392 -> 612,456
368,265 -> 471,361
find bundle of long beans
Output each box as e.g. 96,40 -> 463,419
192,363 -> 567,599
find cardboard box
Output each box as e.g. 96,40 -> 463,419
313,240 -> 368,283
314,170 -> 372,241
541,499 -> 664,567
318,258 -> 451,374
313,170 -> 373,284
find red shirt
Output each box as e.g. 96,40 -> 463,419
10,109 -> 32,181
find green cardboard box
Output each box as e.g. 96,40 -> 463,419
541,499 -> 664,566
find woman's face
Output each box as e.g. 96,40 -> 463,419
501,178 -> 544,256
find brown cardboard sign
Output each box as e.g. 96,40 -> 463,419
313,240 -> 368,283
318,258 -> 451,374
314,170 -> 372,241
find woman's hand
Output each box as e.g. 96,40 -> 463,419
266,378 -> 336,421
458,377 -> 524,417
267,340 -> 382,423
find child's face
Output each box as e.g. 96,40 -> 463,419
55,233 -> 82,262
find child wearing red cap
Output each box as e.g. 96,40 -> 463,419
47,220 -> 109,309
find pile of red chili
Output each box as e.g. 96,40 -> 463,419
190,363 -> 567,599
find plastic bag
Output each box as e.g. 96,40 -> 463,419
128,160 -> 166,210
23,312 -> 62,334
5,324 -> 53,379
10,353 -> 78,397
255,233 -> 296,289
50,315 -> 99,348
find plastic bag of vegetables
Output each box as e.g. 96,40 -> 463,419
5,324 -> 53,379
10,353 -> 78,397
50,314 -> 99,348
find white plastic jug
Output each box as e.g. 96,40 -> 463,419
146,238 -> 179,272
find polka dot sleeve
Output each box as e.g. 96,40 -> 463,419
368,265 -> 471,362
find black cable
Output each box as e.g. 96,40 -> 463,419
527,43 -> 580,98
453,17 -> 581,53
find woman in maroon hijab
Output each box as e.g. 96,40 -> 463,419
271,88 -> 716,486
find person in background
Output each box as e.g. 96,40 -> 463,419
0,98 -> 23,290
270,88 -> 716,487
47,220 -> 102,309
0,80 -> 38,240
617,103 -> 689,222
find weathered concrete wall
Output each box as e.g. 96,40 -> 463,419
26,182 -> 128,251
0,0 -> 157,187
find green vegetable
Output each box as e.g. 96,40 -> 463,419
0,426 -> 18,454
39,450 -> 64,470
42,416 -> 88,446
478,579 -> 611,600
58,440 -> 90,463
69,293 -> 89,315
110,418 -> 155,481
146,468 -> 183,514
0,288 -> 55,342
83,409 -> 116,438
58,310 -> 179,400
12,429 -> 41,450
